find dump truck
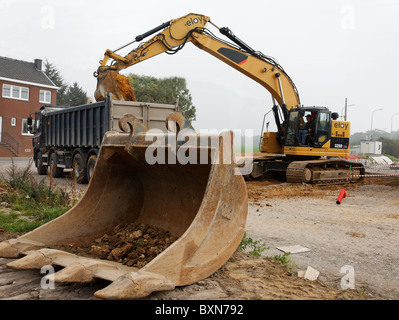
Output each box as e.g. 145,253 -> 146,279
28,95 -> 177,183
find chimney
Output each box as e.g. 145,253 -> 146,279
34,59 -> 42,71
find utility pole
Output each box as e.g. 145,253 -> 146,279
342,98 -> 354,121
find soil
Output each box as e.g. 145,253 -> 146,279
116,73 -> 137,101
0,159 -> 398,300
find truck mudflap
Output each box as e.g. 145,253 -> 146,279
0,112 -> 248,299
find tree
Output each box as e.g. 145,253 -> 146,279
64,82 -> 88,106
43,59 -> 68,105
43,60 -> 88,106
380,138 -> 399,158
127,74 -> 197,122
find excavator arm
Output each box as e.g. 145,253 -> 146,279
94,13 -> 301,117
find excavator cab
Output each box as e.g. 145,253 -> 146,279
284,107 -> 339,148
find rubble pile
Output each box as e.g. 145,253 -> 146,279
54,222 -> 177,268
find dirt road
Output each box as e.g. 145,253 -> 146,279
245,178 -> 399,299
0,157 -> 398,300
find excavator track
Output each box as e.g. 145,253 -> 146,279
286,159 -> 365,185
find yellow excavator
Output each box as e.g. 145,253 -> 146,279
0,13 -> 364,300
94,13 -> 365,184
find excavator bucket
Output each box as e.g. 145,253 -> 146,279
0,112 -> 248,299
94,70 -> 137,102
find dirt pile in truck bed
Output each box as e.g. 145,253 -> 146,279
52,222 -> 177,268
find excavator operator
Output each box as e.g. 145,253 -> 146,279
305,114 -> 315,145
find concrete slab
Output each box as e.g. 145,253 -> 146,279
276,245 -> 310,254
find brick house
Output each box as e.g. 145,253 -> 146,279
0,57 -> 58,157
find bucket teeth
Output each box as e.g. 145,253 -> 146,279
94,271 -> 175,300
0,241 -> 19,258
6,250 -> 52,270
50,262 -> 94,283
0,239 -> 45,258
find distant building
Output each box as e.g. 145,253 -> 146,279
0,57 -> 58,157
360,140 -> 382,155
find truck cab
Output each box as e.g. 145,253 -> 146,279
28,106 -> 68,144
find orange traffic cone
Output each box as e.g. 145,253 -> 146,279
336,188 -> 346,204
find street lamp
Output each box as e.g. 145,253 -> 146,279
341,98 -> 355,121
370,108 -> 383,134
391,113 -> 399,139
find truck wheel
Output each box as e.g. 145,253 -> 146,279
86,155 -> 97,182
50,153 -> 63,178
73,153 -> 88,184
36,151 -> 48,175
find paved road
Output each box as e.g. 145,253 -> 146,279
0,157 -> 87,193
0,157 -> 33,166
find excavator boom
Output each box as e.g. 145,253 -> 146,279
94,13 -> 300,111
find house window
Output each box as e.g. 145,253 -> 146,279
11,118 -> 16,126
3,84 -> 11,97
21,87 -> 29,100
39,90 -> 51,104
21,119 -> 34,136
2,84 -> 29,101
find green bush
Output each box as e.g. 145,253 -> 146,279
239,232 -> 269,258
0,159 -> 73,233
272,252 -> 296,272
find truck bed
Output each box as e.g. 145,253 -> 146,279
42,98 -> 177,149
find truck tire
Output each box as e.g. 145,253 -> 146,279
86,155 -> 97,182
50,153 -> 63,178
36,151 -> 47,175
73,153 -> 88,184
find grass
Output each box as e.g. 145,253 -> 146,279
234,145 -> 260,154
0,159 -> 76,233
385,154 -> 399,162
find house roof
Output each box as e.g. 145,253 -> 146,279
0,56 -> 57,89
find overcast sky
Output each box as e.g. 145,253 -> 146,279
1,0 -> 398,136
